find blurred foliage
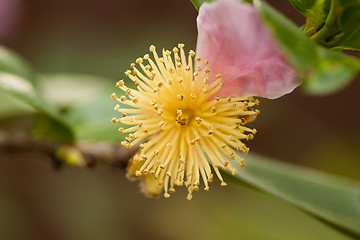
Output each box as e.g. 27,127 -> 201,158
230,154 -> 360,237
0,47 -> 74,143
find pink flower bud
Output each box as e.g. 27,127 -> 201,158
196,0 -> 299,99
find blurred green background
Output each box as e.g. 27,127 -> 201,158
0,0 -> 359,239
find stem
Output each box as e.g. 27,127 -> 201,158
310,0 -> 339,43
0,130 -> 138,169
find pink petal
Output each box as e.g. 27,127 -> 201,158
196,0 -> 299,99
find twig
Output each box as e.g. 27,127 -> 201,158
0,130 -> 136,169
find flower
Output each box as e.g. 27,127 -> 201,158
196,0 -> 298,99
112,44 -> 258,199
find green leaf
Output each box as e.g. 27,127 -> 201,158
334,3 -> 360,50
0,46 -> 75,143
38,73 -> 112,107
289,0 -> 331,35
228,153 -> 360,238
190,0 -> 213,10
258,3 -> 360,94
301,0 -> 360,51
303,48 -> 360,94
39,74 -> 123,142
64,96 -> 126,142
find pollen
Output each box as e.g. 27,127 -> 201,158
112,44 -> 259,200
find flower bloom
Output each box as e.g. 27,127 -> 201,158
196,0 -> 298,99
112,44 -> 258,199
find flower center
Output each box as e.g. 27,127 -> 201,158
175,109 -> 193,127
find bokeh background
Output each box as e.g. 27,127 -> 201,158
0,0 -> 359,239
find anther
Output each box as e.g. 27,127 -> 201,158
111,118 -> 117,123
221,182 -> 227,186
211,106 -> 217,113
177,94 -> 185,101
125,89 -> 131,95
130,63 -> 135,68
116,80 -> 124,87
118,127 -> 124,133
132,97 -> 138,103
111,93 -> 117,100
173,47 -> 179,53
149,45 -> 156,52
195,117 -> 202,125
247,134 -> 254,141
114,105 -> 120,111
178,43 -> 185,49
143,54 -> 149,60
159,120 -> 166,128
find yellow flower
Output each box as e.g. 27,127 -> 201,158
112,44 -> 259,200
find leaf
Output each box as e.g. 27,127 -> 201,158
303,47 -> 360,94
38,73 -> 112,107
258,2 -> 360,94
64,95 -> 126,142
334,3 -> 360,51
190,0 -> 213,10
289,0 -> 331,35
0,46 -> 75,143
301,0 -> 360,51
0,92 -> 34,119
227,153 -> 360,238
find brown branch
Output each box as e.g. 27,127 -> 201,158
0,130 -> 137,169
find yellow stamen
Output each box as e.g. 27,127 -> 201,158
113,44 -> 259,199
